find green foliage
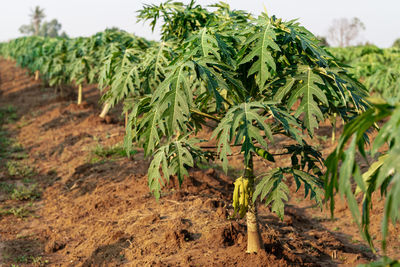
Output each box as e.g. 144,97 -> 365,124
358,257 -> 400,267
130,1 -> 366,221
0,105 -> 17,124
148,136 -> 208,199
213,101 -> 275,171
253,168 -> 289,219
329,46 -> 400,101
1,1 -> 368,224
0,182 -> 15,194
0,205 -> 32,218
325,98 -> 400,252
138,0 -> 238,42
253,166 -> 323,220
11,185 -> 41,201
393,38 -> 400,48
91,143 -> 136,159
6,160 -> 35,177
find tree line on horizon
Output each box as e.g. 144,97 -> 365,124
19,6 -> 67,38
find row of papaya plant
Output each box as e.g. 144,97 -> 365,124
329,45 -> 400,101
0,1 -> 399,259
0,29 -> 152,115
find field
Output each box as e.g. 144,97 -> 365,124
1,2 -> 400,266
0,59 -> 399,266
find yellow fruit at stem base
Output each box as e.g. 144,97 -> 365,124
232,177 -> 250,218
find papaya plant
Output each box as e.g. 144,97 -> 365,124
325,97 -> 400,253
97,31 -> 152,107
65,37 -> 94,105
126,1 -> 368,253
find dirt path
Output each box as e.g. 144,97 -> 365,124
0,59 -> 398,266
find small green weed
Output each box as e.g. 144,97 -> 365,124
89,143 -> 136,163
89,156 -> 107,164
0,205 -> 32,218
92,143 -> 136,158
0,131 -> 11,158
11,185 -> 41,200
30,256 -> 49,266
16,232 -> 35,239
22,177 -> 34,184
15,255 -> 28,263
11,151 -> 29,160
0,105 -> 17,124
350,237 -> 360,244
0,182 -> 16,194
7,255 -> 48,266
6,160 -> 35,177
17,116 -> 32,128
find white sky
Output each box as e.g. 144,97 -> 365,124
0,0 -> 399,47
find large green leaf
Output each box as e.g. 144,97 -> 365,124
239,15 -> 280,90
212,101 -> 274,172
289,66 -> 328,134
148,137 -> 199,199
253,168 -> 289,220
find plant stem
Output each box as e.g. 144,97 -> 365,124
244,153 -> 263,253
331,112 -> 337,144
77,84 -> 82,105
99,102 -> 111,118
189,108 -> 220,122
34,70 -> 39,81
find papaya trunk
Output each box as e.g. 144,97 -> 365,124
245,154 -> 263,253
125,111 -> 128,129
246,203 -> 263,253
77,84 -> 82,105
331,112 -> 337,144
34,70 -> 39,81
99,102 -> 111,118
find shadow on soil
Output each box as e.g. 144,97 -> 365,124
64,159 -> 149,197
41,110 -> 92,131
49,132 -> 93,156
0,238 -> 45,265
82,237 -> 133,266
258,205 -> 376,265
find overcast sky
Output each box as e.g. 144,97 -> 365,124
1,0 -> 399,47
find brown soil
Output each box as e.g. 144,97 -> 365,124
0,59 -> 399,266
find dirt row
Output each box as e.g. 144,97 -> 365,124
0,59 -> 399,266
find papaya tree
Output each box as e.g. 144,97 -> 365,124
66,37 -> 93,105
94,29 -> 151,118
325,97 -> 400,253
125,1 -> 368,253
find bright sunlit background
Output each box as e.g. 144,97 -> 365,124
1,0 -> 399,47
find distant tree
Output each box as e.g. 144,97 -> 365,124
19,24 -> 35,36
31,6 -> 45,35
105,26 -> 123,32
327,17 -> 365,47
19,6 -> 67,38
393,38 -> 400,48
39,19 -> 68,37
